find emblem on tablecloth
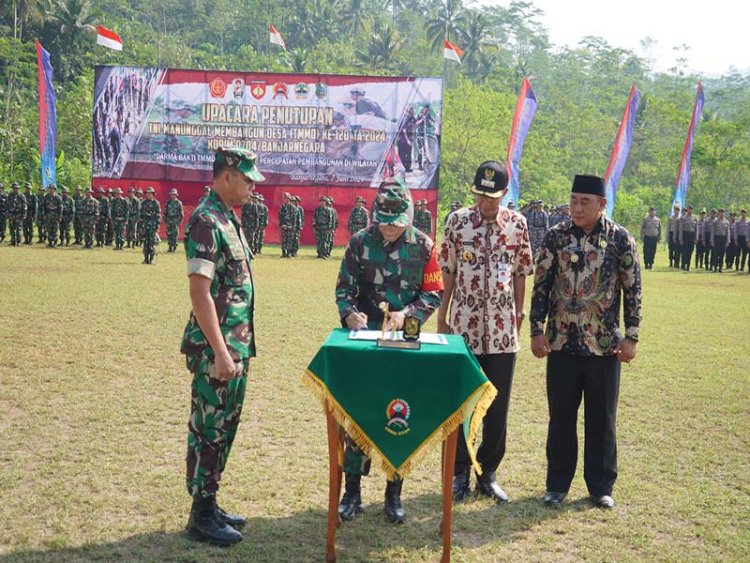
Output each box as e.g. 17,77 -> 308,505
385,399 -> 411,436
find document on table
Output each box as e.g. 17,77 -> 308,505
348,330 -> 448,345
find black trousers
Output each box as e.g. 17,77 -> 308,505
695,241 -> 705,268
455,353 -> 516,476
712,237 -> 727,271
680,233 -> 695,270
738,236 -> 749,270
704,242 -> 712,269
546,352 -> 620,496
642,236 -> 657,268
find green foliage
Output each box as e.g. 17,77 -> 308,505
0,0 -> 748,215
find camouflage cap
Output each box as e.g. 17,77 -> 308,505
374,178 -> 412,226
355,196 -> 366,203
256,193 -> 264,201
215,147 -> 265,182
39,186 -> 47,191
146,186 -> 155,193
86,187 -> 94,193
61,186 -> 69,193
319,195 -> 328,202
128,187 -> 135,193
97,187 -> 105,193
11,182 -> 20,188
169,188 -> 178,195
48,184 -> 57,190
76,185 -> 83,191
25,181 -> 32,188
107,188 -> 114,194
136,188 -> 144,195
114,187 -> 123,194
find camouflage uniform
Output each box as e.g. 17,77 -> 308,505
180,147 -> 263,544
334,179 -> 443,524
80,189 -> 99,248
164,189 -> 184,252
43,187 -> 63,247
292,196 -> 304,257
105,188 -> 115,245
241,196 -> 258,252
347,198 -> 369,237
36,186 -> 47,243
526,202 -> 549,255
23,185 -> 37,244
139,188 -> 161,264
72,186 -> 84,244
60,188 -> 75,245
95,189 -> 110,247
7,183 -> 27,246
278,195 -> 297,258
0,183 -> 7,242
313,197 -> 331,259
126,188 -> 141,248
413,200 -> 432,236
255,194 -> 269,254
327,199 -> 339,257
110,189 -> 129,250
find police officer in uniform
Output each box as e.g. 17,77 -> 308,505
678,205 -> 697,271
711,209 -> 730,272
736,209 -> 749,272
527,200 -> 550,255
667,203 -> 681,268
639,207 -> 661,269
695,209 -> 707,269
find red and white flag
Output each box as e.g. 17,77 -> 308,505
96,25 -> 123,51
443,40 -> 463,64
269,24 -> 286,51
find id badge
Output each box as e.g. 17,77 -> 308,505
497,263 -> 511,286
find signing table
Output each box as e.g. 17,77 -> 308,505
302,328 -> 496,562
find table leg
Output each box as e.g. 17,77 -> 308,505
326,403 -> 342,562
440,429 -> 458,563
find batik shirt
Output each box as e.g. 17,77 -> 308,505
181,190 -> 255,362
530,215 -> 642,356
439,206 -> 533,355
336,225 -> 443,329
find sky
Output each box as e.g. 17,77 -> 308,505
482,0 -> 749,76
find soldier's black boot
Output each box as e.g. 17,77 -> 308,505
453,470 -> 471,502
384,478 -> 406,524
338,473 -> 364,522
215,504 -> 246,530
185,496 -> 242,546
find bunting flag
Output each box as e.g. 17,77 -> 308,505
672,82 -> 705,209
96,25 -> 123,51
603,85 -> 641,218
443,40 -> 463,64
269,24 -> 286,50
35,40 -> 57,188
502,77 -> 537,208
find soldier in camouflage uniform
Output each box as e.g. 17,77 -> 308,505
72,185 -> 85,244
181,147 -> 265,547
95,188 -> 109,247
80,188 -> 99,249
23,182 -> 37,245
526,200 -> 549,255
7,182 -> 26,246
413,199 -> 433,236
139,187 -> 161,264
60,186 -> 75,246
135,188 -> 145,246
327,196 -> 339,257
125,187 -> 140,248
36,185 -> 47,243
347,195 -> 369,237
255,193 -> 268,254
110,187 -> 129,250
0,182 -> 7,242
241,192 -> 258,252
43,185 -> 63,247
292,195 -> 304,257
164,188 -> 184,252
335,178 -> 444,525
313,195 -> 331,259
105,188 -> 115,245
278,192 -> 296,258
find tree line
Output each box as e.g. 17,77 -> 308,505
1,0 -> 749,229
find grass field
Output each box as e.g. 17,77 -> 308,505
1,241 -> 748,562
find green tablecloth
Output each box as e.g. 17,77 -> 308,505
303,329 -> 496,480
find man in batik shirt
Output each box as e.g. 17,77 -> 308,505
530,174 -> 642,510
437,160 -> 533,504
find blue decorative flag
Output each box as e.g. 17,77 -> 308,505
502,77 -> 537,208
36,40 -> 57,187
604,85 -> 640,218
672,82 -> 704,209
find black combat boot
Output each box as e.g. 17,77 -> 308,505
384,478 -> 406,524
185,496 -> 242,546
452,470 -> 471,502
338,473 -> 364,521
475,470 -> 509,504
215,504 -> 246,529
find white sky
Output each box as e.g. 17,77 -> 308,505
481,0 -> 749,76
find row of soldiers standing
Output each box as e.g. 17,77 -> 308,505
0,182 -> 184,265
241,192 -> 269,255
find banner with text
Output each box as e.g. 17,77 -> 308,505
92,66 -> 443,191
